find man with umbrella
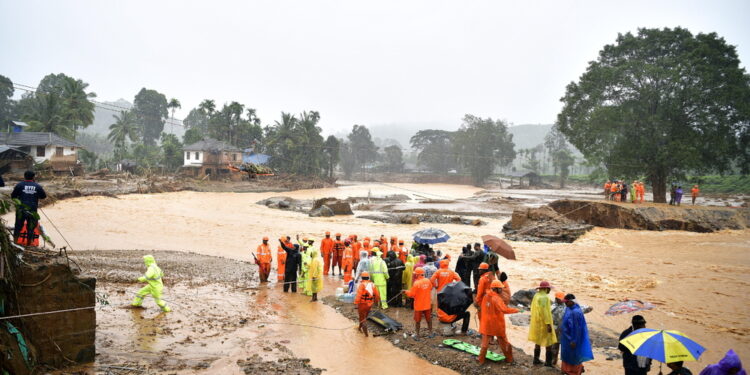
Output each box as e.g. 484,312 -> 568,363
437,280 -> 472,335
619,315 -> 652,375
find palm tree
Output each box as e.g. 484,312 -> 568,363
198,99 -> 215,115
167,98 -> 181,134
107,110 -> 140,147
60,77 -> 96,136
24,93 -> 76,140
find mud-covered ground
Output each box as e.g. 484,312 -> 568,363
321,295 -> 623,375
61,250 -> 324,375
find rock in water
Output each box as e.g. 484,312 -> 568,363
309,205 -> 335,217
312,197 -> 353,215
510,289 -> 537,307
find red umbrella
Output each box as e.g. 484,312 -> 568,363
481,235 -> 516,260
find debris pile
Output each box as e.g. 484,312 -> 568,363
357,213 -> 486,226
0,242 -> 96,375
502,206 -> 593,243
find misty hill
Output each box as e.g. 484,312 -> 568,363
82,99 -> 133,136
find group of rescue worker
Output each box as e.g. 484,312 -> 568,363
604,180 -> 646,203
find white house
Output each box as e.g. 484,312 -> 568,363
0,130 -> 83,174
182,138 -> 242,179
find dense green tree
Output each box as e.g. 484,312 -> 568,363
107,110 -> 140,147
323,135 -> 340,178
264,111 -> 326,176
265,112 -> 300,173
183,127 -> 203,145
183,107 -> 210,133
383,145 -> 404,173
294,111 -> 325,175
59,76 -> 96,134
409,129 -> 456,174
552,149 -> 575,188
133,88 -> 168,146
454,115 -> 515,185
77,149 -> 98,171
520,145 -> 543,174
558,27 -> 750,202
347,125 -> 378,176
339,141 -> 356,179
160,132 -> 183,170
22,92 -> 76,139
0,74 -> 15,127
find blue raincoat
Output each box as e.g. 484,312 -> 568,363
560,303 -> 593,365
700,349 -> 746,375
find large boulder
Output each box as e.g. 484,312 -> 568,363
309,205 -> 335,217
510,289 -> 537,307
256,196 -> 297,209
312,197 -> 353,215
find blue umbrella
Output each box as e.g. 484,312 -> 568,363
620,328 -> 705,363
413,227 -> 450,244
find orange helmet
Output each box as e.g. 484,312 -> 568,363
374,240 -> 380,245
302,237 -> 308,242
490,280 -> 503,289
555,292 -> 565,300
336,233 -> 342,237
361,272 -> 370,278
479,263 -> 490,270
262,236 -> 269,241
364,237 -> 371,241
325,231 -> 330,235
414,267 -> 425,275
439,259 -> 449,268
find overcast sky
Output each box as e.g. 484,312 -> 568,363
1,0 -> 748,134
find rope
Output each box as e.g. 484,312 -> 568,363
0,306 -> 95,321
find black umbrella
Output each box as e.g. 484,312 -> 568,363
437,281 -> 473,315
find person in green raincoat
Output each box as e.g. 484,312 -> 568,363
630,181 -> 637,203
297,236 -> 313,294
402,255 -> 416,308
528,281 -> 556,366
369,250 -> 389,309
132,255 -> 171,312
305,249 -> 324,301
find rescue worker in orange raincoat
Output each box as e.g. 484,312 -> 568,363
351,235 -> 361,270
691,185 -> 700,205
404,267 -> 434,338
362,238 -> 372,253
479,280 -> 519,364
474,263 -> 494,318
379,235 -> 389,253
321,232 -> 334,275
332,233 -> 346,276
389,236 -> 398,254
276,242 -> 287,282
255,237 -> 273,282
431,259 -> 461,293
603,181 -> 611,200
397,240 -> 408,263
499,272 -> 511,305
354,271 -> 380,337
342,242 -> 354,284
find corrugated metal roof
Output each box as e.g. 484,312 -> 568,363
184,138 -> 241,152
0,132 -> 82,147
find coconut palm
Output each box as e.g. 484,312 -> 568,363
198,99 -> 215,115
60,76 -> 96,134
24,93 -> 76,140
167,98 -> 181,134
107,110 -> 140,147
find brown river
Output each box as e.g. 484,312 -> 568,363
17,183 -> 750,374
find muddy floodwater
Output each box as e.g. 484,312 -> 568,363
19,183 -> 750,374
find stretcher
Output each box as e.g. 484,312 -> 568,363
442,339 -> 506,362
367,311 -> 403,332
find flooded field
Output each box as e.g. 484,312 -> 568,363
17,183 -> 750,374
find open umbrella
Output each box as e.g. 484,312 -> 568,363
413,228 -> 450,245
437,281 -> 473,315
481,235 -> 516,260
605,300 -> 655,316
620,328 -> 705,364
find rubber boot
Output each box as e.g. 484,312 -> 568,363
533,346 -> 542,365
544,346 -> 554,367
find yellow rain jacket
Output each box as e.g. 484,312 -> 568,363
528,289 -> 557,346
402,255 -> 415,290
132,255 -> 170,312
306,250 -> 324,294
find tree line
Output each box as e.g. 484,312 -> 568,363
1,26 -> 747,199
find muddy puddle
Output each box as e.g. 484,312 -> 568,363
12,182 -> 749,374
